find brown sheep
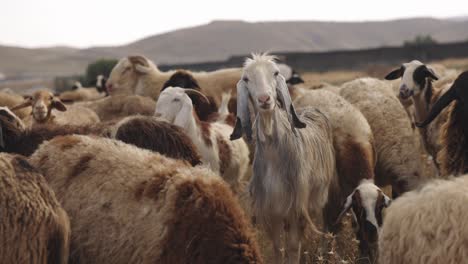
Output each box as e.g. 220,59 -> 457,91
0,91 -> 32,119
417,71 -> 468,177
0,153 -> 70,264
29,135 -> 262,264
0,108 -> 202,167
12,90 -> 100,127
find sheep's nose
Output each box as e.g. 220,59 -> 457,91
258,94 -> 271,104
106,82 -> 113,92
399,84 -> 413,99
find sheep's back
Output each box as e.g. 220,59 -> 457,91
29,135 -> 261,264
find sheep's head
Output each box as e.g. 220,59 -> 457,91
417,71 -> 468,128
107,55 -> 156,95
71,81 -> 82,90
96,75 -> 108,94
155,87 -> 210,127
0,107 -> 25,149
385,60 -> 438,100
12,90 -> 66,123
335,179 -> 391,260
230,53 -> 305,141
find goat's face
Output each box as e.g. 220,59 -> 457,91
385,60 -> 438,100
155,87 -> 191,123
241,59 -> 280,111
107,56 -> 152,95
336,180 -> 391,258
13,90 -> 66,122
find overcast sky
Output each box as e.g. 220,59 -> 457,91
1,0 -> 466,48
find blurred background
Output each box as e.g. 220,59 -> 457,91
1,0 -> 467,93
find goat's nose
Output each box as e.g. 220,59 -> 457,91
258,94 -> 271,104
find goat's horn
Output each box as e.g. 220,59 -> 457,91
416,86 -> 457,128
184,89 -> 210,104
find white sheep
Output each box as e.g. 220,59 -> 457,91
155,87 -> 249,191
379,173 -> 468,264
231,54 -> 336,264
106,55 -> 242,105
294,89 -> 389,260
338,78 -> 430,196
12,90 -> 100,127
28,134 -> 262,264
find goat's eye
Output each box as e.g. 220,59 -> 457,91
243,77 -> 249,83
274,71 -> 279,76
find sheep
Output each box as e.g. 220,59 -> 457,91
106,55 -> 242,105
230,54 -> 336,264
277,63 -> 305,85
74,94 -> 156,121
113,115 -> 202,166
161,70 -> 219,120
385,60 -> 450,164
0,153 -> 70,264
338,78 -> 428,197
58,81 -> 105,103
0,91 -> 32,119
294,89 -> 389,260
12,90 -> 100,127
155,87 -> 249,191
95,74 -> 109,95
0,107 -> 202,167
29,134 -> 262,264
416,71 -> 468,177
379,173 -> 468,264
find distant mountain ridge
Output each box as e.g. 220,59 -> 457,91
1,17 -> 468,78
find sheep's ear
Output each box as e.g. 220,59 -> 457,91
52,98 -> 67,112
276,74 -> 306,131
129,55 -> 151,74
230,80 -> 252,141
11,97 -> 32,111
173,96 -> 193,128
417,65 -> 439,81
334,191 -> 356,226
383,193 -> 392,207
385,67 -> 404,80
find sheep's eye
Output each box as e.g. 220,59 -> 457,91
173,98 -> 180,102
243,77 -> 249,83
49,96 -> 53,100
274,71 -> 279,76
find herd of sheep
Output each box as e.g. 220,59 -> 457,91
1,52 -> 467,264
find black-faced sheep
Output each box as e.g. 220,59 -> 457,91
29,134 -> 262,264
231,54 -> 336,264
0,153 -> 70,264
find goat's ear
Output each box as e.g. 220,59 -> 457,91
52,98 -> 67,112
173,96 -> 193,128
385,67 -> 404,80
276,74 -> 306,131
334,191 -> 355,226
230,80 -> 252,141
383,193 -> 392,207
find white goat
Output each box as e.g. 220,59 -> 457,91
155,87 -> 249,191
230,54 -> 336,264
